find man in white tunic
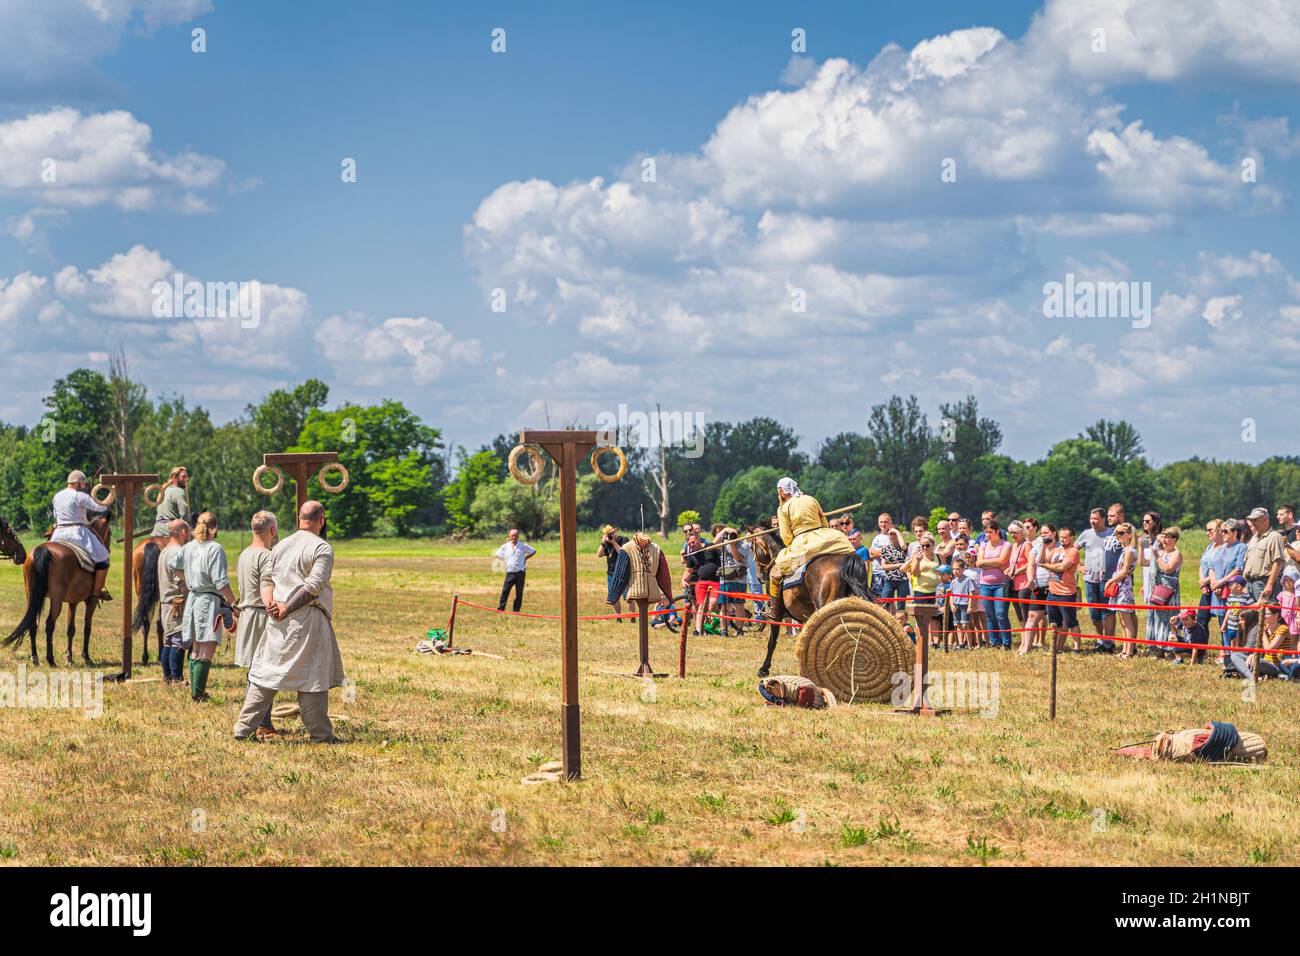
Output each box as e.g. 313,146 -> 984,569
49,470 -> 113,601
234,501 -> 344,743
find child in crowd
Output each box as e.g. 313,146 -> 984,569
1223,576 -> 1251,652
1170,609 -> 1208,665
651,597 -> 681,631
949,557 -> 974,648
934,564 -> 954,650
1279,571 -> 1298,643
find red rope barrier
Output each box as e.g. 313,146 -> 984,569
452,597 -> 1298,654
872,592 -> 1280,613
455,598 -> 680,622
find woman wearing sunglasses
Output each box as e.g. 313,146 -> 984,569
902,534 -> 941,647
1107,523 -> 1140,658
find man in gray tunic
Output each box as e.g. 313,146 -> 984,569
235,510 -> 279,736
157,519 -> 191,685
150,467 -> 192,537
234,501 -> 344,744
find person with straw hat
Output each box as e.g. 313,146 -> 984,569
150,467 -> 192,537
50,469 -> 113,602
596,523 -> 629,622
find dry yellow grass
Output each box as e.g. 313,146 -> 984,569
0,532 -> 1296,866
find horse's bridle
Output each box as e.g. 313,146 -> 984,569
0,517 -> 24,562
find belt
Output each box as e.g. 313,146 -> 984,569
55,522 -> 88,528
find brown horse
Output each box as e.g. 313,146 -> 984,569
131,535 -> 169,666
3,515 -> 110,666
755,538 -> 874,677
0,515 -> 27,566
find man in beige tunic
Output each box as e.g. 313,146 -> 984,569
233,501 -> 344,743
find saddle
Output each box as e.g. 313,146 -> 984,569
56,541 -> 97,574
781,562 -> 808,591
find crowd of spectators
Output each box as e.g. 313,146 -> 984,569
661,502 -> 1300,680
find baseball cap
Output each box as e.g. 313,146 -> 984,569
1226,575 -> 1247,586
66,470 -> 87,484
937,564 -> 952,575
1247,507 -> 1269,520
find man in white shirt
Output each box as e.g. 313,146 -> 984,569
1074,507 -> 1120,653
495,528 -> 537,612
50,470 -> 112,601
868,512 -> 896,595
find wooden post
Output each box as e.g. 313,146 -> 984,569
1049,628 -> 1059,720
678,610 -> 689,678
447,593 -> 459,647
261,452 -> 341,515
98,474 -> 158,681
518,430 -> 613,782
907,630 -> 937,715
631,598 -> 664,678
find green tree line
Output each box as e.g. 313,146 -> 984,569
3,370 -> 1297,539
0,363 -> 448,538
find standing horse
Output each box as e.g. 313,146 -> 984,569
755,542 -> 874,677
3,515 -> 110,666
0,516 -> 27,566
131,536 -> 167,666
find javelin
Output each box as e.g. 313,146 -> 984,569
691,502 -> 864,553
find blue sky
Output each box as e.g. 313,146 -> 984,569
1,0 -> 1297,466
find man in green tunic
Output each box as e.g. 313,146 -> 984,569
150,467 -> 192,537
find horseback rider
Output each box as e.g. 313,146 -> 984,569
766,476 -> 854,621
150,466 -> 192,537
50,470 -> 112,602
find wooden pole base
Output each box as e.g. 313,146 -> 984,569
630,599 -> 665,678
561,702 -> 581,781
894,626 -> 944,717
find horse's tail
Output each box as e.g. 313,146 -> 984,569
838,552 -> 873,601
132,541 -> 161,635
3,547 -> 51,647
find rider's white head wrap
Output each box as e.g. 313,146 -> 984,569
777,477 -> 802,497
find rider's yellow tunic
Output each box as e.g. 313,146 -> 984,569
769,494 -> 854,591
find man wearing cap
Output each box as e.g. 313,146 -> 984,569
50,470 -> 113,602
765,477 -> 855,621
1243,507 -> 1286,609
150,467 -> 192,537
596,524 -> 629,622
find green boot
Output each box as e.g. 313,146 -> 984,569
191,659 -> 212,701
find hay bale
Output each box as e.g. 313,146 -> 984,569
795,597 -> 912,704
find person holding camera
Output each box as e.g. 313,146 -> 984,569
596,524 -> 630,621
718,527 -> 748,636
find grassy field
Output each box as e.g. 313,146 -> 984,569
1,527 -> 1297,866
